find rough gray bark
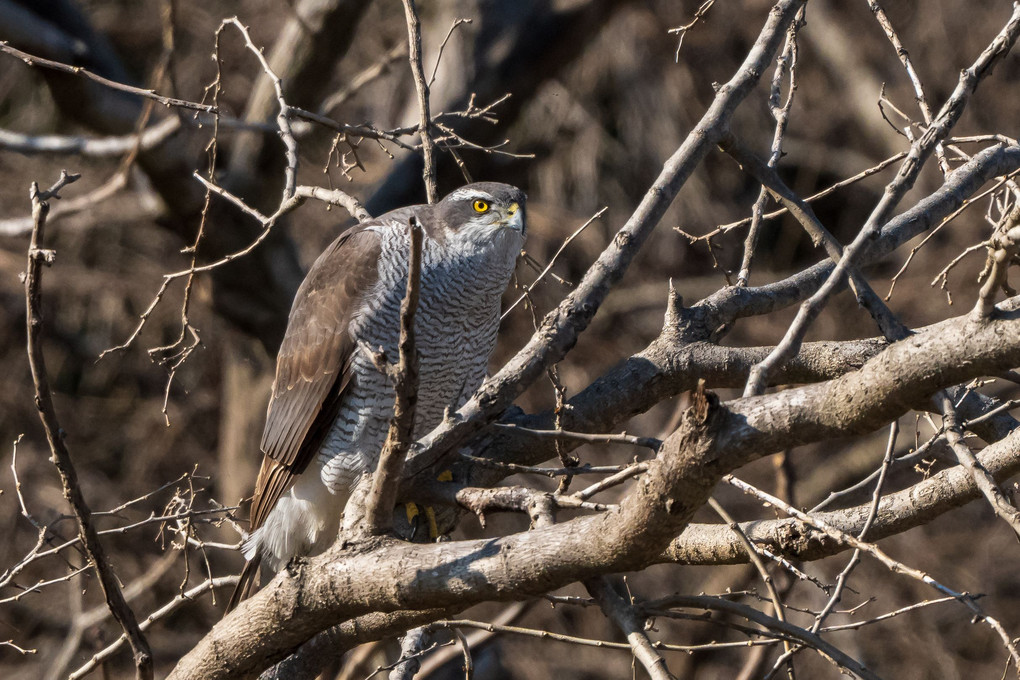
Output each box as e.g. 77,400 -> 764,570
171,297 -> 1020,678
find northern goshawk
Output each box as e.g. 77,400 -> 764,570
228,182 -> 526,608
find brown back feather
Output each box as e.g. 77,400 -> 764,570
230,209 -> 439,614
247,225 -> 382,534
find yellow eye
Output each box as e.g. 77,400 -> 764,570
472,200 -> 490,213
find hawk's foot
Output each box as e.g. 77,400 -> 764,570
403,502 -> 441,539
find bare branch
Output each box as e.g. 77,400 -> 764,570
724,475 -> 1020,669
940,394 -> 1020,537
363,218 -> 424,536
743,4 -> 1020,396
401,0 -> 438,203
973,202 -> 1020,321
708,497 -> 795,669
295,184 -> 372,223
218,17 -> 299,202
737,7 -> 802,286
585,577 -> 677,680
644,595 -> 881,680
24,172 -> 153,680
865,0 -> 950,174
720,132 -> 908,341
388,627 -> 432,680
0,40 -> 216,113
0,115 -> 181,156
405,0 -> 810,480
68,576 -> 238,680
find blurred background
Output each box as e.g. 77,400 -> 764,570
1,0 -> 1019,677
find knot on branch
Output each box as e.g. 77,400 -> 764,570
30,248 -> 56,265
661,281 -> 710,344
973,203 -> 1020,321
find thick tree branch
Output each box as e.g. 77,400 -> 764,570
170,388 -> 722,678
173,299 -> 1020,677
666,423 -> 1020,566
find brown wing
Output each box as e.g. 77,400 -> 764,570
247,225 -> 384,533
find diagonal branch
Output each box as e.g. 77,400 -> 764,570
743,3 -> 1020,396
585,577 -> 677,680
24,171 -> 153,680
405,0 -> 809,479
363,218 -> 424,536
0,40 -> 216,113
939,394 -> 1020,538
719,133 -> 908,341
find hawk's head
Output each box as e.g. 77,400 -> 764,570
435,182 -> 527,252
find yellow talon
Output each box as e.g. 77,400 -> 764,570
425,506 -> 439,539
405,502 -> 420,522
403,502 -> 440,540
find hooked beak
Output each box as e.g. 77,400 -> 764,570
501,202 -> 525,236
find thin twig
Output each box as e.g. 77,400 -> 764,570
24,172 -> 153,680
709,497 -> 796,672
572,462 -> 650,501
67,576 -> 238,680
866,0 -> 950,174
219,17 -> 299,201
502,208 -> 606,320
726,475 -> 1020,670
493,423 -> 660,451
644,595 -> 882,680
720,133 -> 908,341
700,151 -> 908,241
669,0 -> 715,62
401,0 -> 438,203
765,421 -> 899,677
737,7 -> 802,286
940,394 -> 1020,538
364,218 -> 424,535
742,5 -> 1020,396
429,19 -> 472,87
0,41 -> 216,113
